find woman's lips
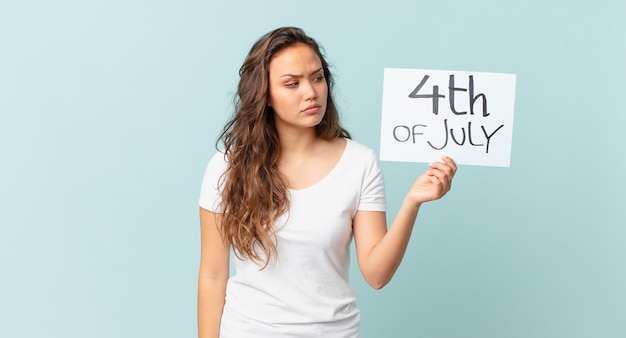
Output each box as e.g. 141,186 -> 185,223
302,104 -> 321,114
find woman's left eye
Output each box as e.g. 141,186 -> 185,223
314,75 -> 324,82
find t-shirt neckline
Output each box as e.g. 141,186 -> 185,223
287,138 -> 351,193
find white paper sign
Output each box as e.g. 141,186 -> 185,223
380,68 -> 516,167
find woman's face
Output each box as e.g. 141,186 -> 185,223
267,43 -> 328,133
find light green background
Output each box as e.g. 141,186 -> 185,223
1,1 -> 624,337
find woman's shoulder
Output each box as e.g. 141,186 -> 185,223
204,150 -> 229,177
344,138 -> 377,159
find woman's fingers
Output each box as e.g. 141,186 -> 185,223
427,156 -> 457,193
441,155 -> 458,175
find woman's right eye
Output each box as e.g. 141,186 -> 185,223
285,82 -> 298,88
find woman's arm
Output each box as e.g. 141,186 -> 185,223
353,156 -> 457,289
198,207 -> 230,338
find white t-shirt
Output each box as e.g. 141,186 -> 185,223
199,139 -> 386,338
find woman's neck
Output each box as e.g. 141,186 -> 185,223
277,127 -> 320,157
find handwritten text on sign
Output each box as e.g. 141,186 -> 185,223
380,68 -> 516,167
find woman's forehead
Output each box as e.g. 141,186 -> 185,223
269,43 -> 322,75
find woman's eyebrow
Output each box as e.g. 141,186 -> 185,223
280,67 -> 323,78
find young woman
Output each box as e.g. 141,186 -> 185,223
198,27 -> 457,338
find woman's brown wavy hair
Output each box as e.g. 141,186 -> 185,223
216,27 -> 351,268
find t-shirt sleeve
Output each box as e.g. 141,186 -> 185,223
198,152 -> 227,213
358,151 -> 386,212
